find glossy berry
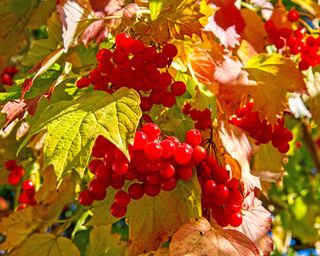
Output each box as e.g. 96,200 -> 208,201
185,129 -> 202,147
128,183 -> 144,199
162,44 -> 178,58
114,191 -> 131,207
4,160 -> 17,171
144,142 -> 163,160
171,81 -> 186,96
160,139 -> 177,158
88,179 -> 107,201
133,131 -> 148,150
142,123 -> 161,141
8,173 -> 20,186
192,146 -> 207,163
174,143 -> 193,164
287,8 -> 299,22
178,166 -> 193,180
110,203 -> 127,218
203,180 -> 217,195
79,190 -> 94,206
229,212 -> 243,227
159,162 -> 175,179
22,180 -> 35,197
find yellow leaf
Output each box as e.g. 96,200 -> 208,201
86,225 -> 127,256
292,0 -> 320,17
11,233 -> 80,256
243,53 -> 306,123
0,208 -> 41,251
241,9 -> 267,53
144,0 -> 204,44
253,143 -> 285,192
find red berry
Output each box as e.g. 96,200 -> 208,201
171,81 -> 186,96
287,8 -> 299,22
22,180 -> 35,197
144,142 -> 163,160
213,184 -> 229,205
110,203 -> 127,218
159,162 -> 175,179
88,159 -> 104,174
185,129 -> 202,147
177,166 -> 193,180
144,184 -> 161,197
115,33 -> 133,49
128,183 -> 144,199
160,139 -> 177,158
203,180 -> 217,195
142,123 -> 161,141
112,160 -> 129,175
12,166 -> 25,177
1,73 -> 13,85
4,160 -> 17,171
79,190 -> 94,206
88,179 -> 107,201
161,177 -> 177,191
229,212 -> 243,227
96,48 -> 112,62
162,44 -> 178,58
174,143 -> 193,164
161,93 -> 176,108
114,191 -> 131,207
8,173 -> 20,186
133,131 -> 148,150
192,146 -> 207,163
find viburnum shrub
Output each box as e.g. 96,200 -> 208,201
1,0 -> 320,255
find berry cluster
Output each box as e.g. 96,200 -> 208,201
182,103 -> 212,131
197,156 -> 243,227
1,66 -> 19,86
229,102 -> 293,153
4,160 -> 25,186
79,123 -> 208,218
76,33 -> 186,110
264,8 -> 320,70
17,179 -> 36,210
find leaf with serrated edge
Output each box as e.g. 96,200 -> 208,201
232,197 -> 273,255
20,88 -> 141,180
169,217 -> 259,256
11,233 -> 80,256
127,176 -> 201,255
86,225 -> 127,256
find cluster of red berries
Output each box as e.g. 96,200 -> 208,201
229,102 -> 293,153
197,156 -> 243,227
182,103 -> 212,131
4,160 -> 25,186
17,179 -> 36,210
76,33 -> 186,110
1,66 -> 19,86
79,123 -> 208,218
264,8 -> 320,70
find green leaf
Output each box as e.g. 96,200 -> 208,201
127,176 -> 201,255
20,88 -> 141,179
291,196 -> 307,221
86,225 -> 127,256
149,0 -> 163,20
0,88 -> 21,104
11,233 -> 80,256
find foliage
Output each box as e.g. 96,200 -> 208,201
0,0 -> 320,255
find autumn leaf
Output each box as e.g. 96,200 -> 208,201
86,225 -> 127,256
127,177 -> 201,255
20,88 -> 141,180
243,53 -> 306,123
57,0 -> 92,52
146,0 -> 204,44
11,233 -> 80,256
241,9 -> 267,53
0,208 -> 41,251
219,122 -> 261,194
169,217 -> 259,255
253,143 -> 285,192
233,197 -> 273,255
268,1 -> 291,29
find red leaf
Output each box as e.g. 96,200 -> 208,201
170,217 -> 259,256
1,100 -> 28,128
